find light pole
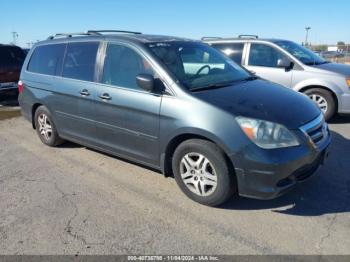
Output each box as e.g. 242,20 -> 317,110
11,32 -> 19,45
305,27 -> 311,46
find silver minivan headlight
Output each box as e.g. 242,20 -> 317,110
236,116 -> 300,149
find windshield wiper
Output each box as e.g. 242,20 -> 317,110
305,61 -> 330,65
190,80 -> 238,92
190,76 -> 258,92
243,76 -> 259,81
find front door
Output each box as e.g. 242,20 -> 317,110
244,43 -> 293,88
95,43 -> 162,166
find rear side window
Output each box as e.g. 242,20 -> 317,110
27,44 -> 65,75
0,46 -> 25,67
62,42 -> 99,82
211,43 -> 244,64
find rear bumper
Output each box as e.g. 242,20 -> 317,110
0,82 -> 18,91
230,131 -> 331,200
18,93 -> 32,123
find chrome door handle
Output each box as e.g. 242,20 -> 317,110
80,89 -> 90,96
99,93 -> 111,100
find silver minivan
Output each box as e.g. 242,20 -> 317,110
204,35 -> 350,120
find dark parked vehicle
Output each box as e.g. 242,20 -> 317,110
0,44 -> 26,93
19,31 -> 331,206
22,48 -> 30,55
320,51 -> 345,59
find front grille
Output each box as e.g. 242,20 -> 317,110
300,114 -> 329,147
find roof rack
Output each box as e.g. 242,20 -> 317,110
47,30 -> 142,40
238,34 -> 258,39
201,36 -> 223,41
47,32 -> 99,40
87,30 -> 142,35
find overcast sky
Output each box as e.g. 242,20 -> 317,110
1,0 -> 349,47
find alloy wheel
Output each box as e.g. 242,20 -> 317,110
38,113 -> 52,141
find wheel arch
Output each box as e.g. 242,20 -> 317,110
161,133 -> 235,180
298,85 -> 339,111
31,103 -> 43,129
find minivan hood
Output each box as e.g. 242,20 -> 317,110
311,62 -> 350,76
192,79 -> 321,129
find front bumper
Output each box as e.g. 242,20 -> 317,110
230,116 -> 331,200
338,92 -> 350,114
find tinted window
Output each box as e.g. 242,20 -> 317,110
27,44 -> 65,75
62,42 -> 99,81
275,40 -> 326,65
0,46 -> 25,68
248,44 -> 287,67
102,44 -> 154,90
212,43 -> 244,64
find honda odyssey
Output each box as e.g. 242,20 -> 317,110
19,31 -> 331,206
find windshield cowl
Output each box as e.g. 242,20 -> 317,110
190,76 -> 259,92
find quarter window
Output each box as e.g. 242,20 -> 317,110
62,42 -> 99,81
248,44 -> 287,67
102,44 -> 154,90
27,44 -> 65,76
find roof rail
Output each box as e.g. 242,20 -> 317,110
201,36 -> 222,41
47,32 -> 99,40
238,34 -> 258,39
87,30 -> 142,35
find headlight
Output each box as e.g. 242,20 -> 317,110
236,116 -> 300,149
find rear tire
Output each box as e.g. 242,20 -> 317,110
34,106 -> 64,147
304,88 -> 336,121
172,139 -> 236,206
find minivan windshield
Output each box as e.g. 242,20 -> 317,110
274,40 -> 328,65
146,41 -> 251,91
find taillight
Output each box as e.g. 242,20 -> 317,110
18,80 -> 23,93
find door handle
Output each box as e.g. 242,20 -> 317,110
99,93 -> 111,100
80,89 -> 90,96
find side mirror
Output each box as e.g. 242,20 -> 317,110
136,74 -> 154,92
277,57 -> 293,69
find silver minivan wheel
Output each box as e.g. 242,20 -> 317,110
308,94 -> 328,114
180,152 -> 217,197
304,88 -> 336,121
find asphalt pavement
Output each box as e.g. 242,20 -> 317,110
0,102 -> 349,255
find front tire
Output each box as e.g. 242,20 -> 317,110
304,88 -> 336,121
34,106 -> 64,147
172,139 -> 236,206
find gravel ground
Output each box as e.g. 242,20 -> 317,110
0,110 -> 349,255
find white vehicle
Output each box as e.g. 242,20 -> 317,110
203,35 -> 350,120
